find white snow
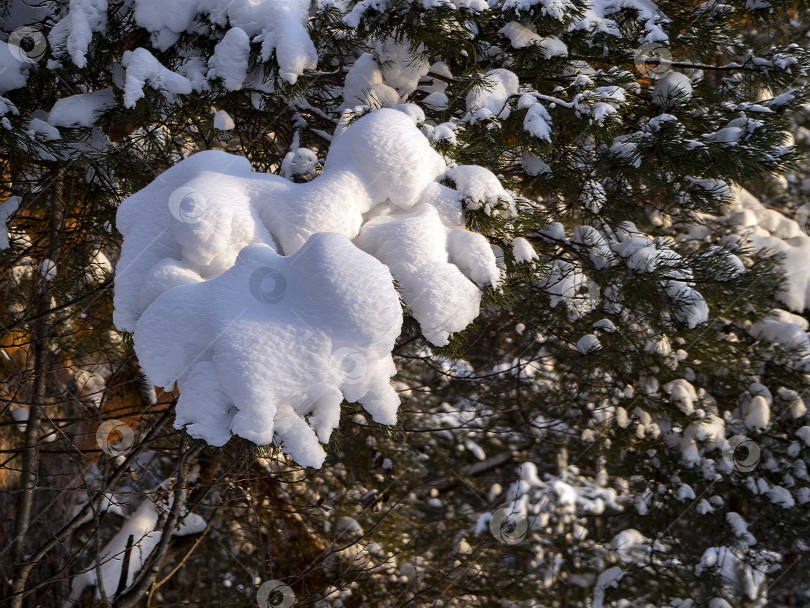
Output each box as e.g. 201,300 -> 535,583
677,483 -> 696,501
499,0 -> 577,20
726,512 -> 756,547
610,138 -> 640,168
280,147 -> 318,180
422,92 -> 449,110
0,41 -> 34,94
0,196 -> 20,250
122,47 -> 192,109
376,39 -> 429,97
572,225 -> 615,268
697,546 -> 770,601
499,22 -> 567,57
67,491 -> 205,604
49,0 -> 318,88
667,281 -> 709,328
664,379 -> 697,415
593,319 -> 616,333
581,180 -> 606,214
39,258 -> 57,281
135,235 -> 403,467
466,69 -> 519,123
134,0 -> 197,51
28,117 -> 61,141
609,529 -> 648,560
592,566 -> 624,608
681,414 -> 725,465
512,237 -> 538,263
208,28 -> 250,91
765,483 -> 794,508
357,203 -> 497,346
777,387 -> 806,419
539,260 -> 599,320
423,122 -> 458,146
541,222 -> 566,241
651,72 -> 692,107
444,165 -> 513,213
524,102 -> 553,142
743,395 -> 770,432
750,311 -> 810,363
213,109 -> 235,131
48,89 -> 116,128
340,53 -> 400,111
114,108 -> 502,466
572,0 -> 670,44
255,0 -> 318,84
725,188 -> 810,312
48,0 -> 108,69
577,334 -> 602,354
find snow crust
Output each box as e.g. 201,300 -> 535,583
115,108 -> 502,466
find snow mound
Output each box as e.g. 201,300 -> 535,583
114,108 -> 503,465
135,235 -> 402,468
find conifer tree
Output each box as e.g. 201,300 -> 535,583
1,1 -> 809,607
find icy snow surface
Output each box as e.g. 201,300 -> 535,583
115,108 -> 502,467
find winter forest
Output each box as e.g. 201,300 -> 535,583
1,0 -> 810,606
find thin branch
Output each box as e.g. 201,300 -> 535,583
112,442 -> 203,608
2,406 -> 175,606
146,513 -> 216,607
114,535 -> 135,598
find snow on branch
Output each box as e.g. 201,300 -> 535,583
114,108 -> 504,467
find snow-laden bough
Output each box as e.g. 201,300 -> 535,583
114,108 -> 503,467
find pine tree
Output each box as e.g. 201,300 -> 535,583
1,1 -> 809,607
